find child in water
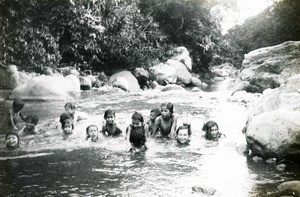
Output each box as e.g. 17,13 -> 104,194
175,125 -> 191,145
101,109 -> 122,137
86,125 -> 99,142
202,120 -> 225,140
64,102 -> 89,124
152,102 -> 178,138
146,108 -> 161,135
10,98 -> 26,131
5,132 -> 20,149
18,114 -> 39,136
61,119 -> 74,139
126,112 -> 148,152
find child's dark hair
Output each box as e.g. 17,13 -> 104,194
12,98 -> 25,113
202,121 -> 219,132
104,109 -> 115,119
5,132 -> 20,148
86,125 -> 98,136
202,120 -> 219,140
64,102 -> 76,110
161,102 -> 174,113
176,125 -> 192,136
132,112 -> 144,123
61,119 -> 74,130
21,114 -> 39,125
60,112 -> 73,124
150,108 -> 161,117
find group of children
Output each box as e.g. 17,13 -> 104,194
5,99 -> 225,152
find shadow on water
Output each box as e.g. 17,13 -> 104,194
0,78 -> 299,196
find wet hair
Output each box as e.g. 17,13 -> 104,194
104,109 -> 115,119
176,125 -> 192,136
61,119 -> 74,130
60,112 -> 73,124
86,125 -> 98,136
161,102 -> 174,113
150,108 -> 161,117
12,98 -> 25,113
21,114 -> 39,125
132,112 -> 144,123
202,120 -> 219,139
5,132 -> 20,148
64,102 -> 76,110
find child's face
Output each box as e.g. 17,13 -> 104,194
87,126 -> 98,141
63,125 -> 73,135
177,128 -> 190,144
149,112 -> 157,122
105,114 -> 115,125
161,107 -> 171,119
209,125 -> 219,139
6,134 -> 19,148
25,122 -> 36,130
65,108 -> 75,114
132,119 -> 142,128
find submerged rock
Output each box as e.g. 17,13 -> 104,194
192,185 -> 216,195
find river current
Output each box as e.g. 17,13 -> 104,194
0,79 -> 299,196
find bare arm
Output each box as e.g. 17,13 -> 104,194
10,110 -> 17,130
170,114 -> 178,138
152,117 -> 161,136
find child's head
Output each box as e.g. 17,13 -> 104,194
64,102 -> 76,114
12,98 -> 25,113
150,108 -> 161,122
86,125 -> 99,142
176,125 -> 191,144
61,119 -> 74,135
160,102 -> 174,120
202,121 -> 219,140
104,109 -> 116,125
5,132 -> 20,149
60,112 -> 73,124
22,114 -> 39,129
131,112 -> 144,128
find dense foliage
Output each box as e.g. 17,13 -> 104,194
0,0 -> 227,74
227,0 -> 300,67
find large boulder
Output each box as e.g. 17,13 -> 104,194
276,181 -> 300,196
244,75 -> 300,161
211,62 -> 238,78
9,74 -> 80,100
232,41 -> 300,93
170,46 -> 192,71
149,63 -> 177,85
109,71 -> 141,92
0,65 -> 31,89
165,59 -> 192,85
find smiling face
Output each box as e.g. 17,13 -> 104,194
176,128 -> 190,144
6,134 -> 19,149
105,114 -> 115,125
87,126 -> 98,141
149,112 -> 157,122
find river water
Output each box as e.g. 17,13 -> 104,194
0,79 -> 299,196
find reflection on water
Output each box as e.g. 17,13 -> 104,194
0,80 -> 299,196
